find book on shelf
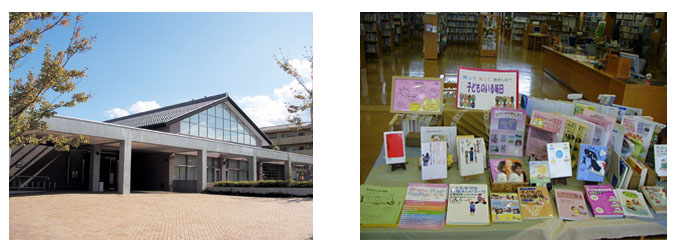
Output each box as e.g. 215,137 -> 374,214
615,189 -> 654,219
489,158 -> 525,183
420,141 -> 447,180
421,126 -> 458,162
488,108 -> 526,157
653,144 -> 667,177
517,187 -> 555,219
490,192 -> 523,223
576,144 -> 607,183
360,185 -> 407,226
446,184 -> 490,225
640,186 -> 666,214
456,136 -> 486,177
547,142 -> 572,178
529,161 -> 550,187
554,189 -> 590,221
584,185 -> 624,218
398,183 -> 448,230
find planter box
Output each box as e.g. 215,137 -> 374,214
206,187 -> 313,196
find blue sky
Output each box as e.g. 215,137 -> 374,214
11,12 -> 312,127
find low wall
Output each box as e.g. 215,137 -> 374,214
206,187 -> 312,196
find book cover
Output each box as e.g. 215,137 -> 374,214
547,142 -> 572,178
525,126 -> 559,160
562,118 -> 588,167
640,186 -> 667,214
576,144 -> 607,182
457,136 -> 486,176
489,158 -> 525,183
398,183 -> 448,229
625,156 -> 648,189
488,108 -> 526,157
420,141 -> 448,180
615,189 -> 654,219
518,187 -> 555,219
606,150 -> 624,189
576,113 -> 614,147
530,110 -> 566,135
490,193 -> 523,223
360,185 -> 408,226
420,126 -> 458,162
621,116 -> 657,161
384,131 -> 406,165
653,144 -> 667,177
446,184 -> 490,225
606,124 -> 625,164
584,185 -> 624,218
554,189 -> 590,221
569,116 -> 596,145
529,161 -> 550,187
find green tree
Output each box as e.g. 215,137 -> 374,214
273,46 -> 313,127
9,12 -> 95,151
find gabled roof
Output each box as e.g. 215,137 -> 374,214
104,93 -> 272,146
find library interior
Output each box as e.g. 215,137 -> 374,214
360,12 -> 667,240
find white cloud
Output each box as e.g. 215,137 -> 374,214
236,58 -> 312,127
105,108 -> 130,118
105,100 -> 160,119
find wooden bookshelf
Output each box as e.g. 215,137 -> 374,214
616,12 -> 653,47
379,12 -> 393,51
478,14 -> 499,57
444,12 -> 479,46
361,12 -> 381,58
511,12 -> 529,44
393,12 -> 403,47
583,12 -> 604,38
402,13 -> 410,43
411,12 -> 424,41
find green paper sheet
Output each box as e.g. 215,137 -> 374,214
360,185 -> 407,226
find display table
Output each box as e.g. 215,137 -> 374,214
360,145 -> 667,240
524,33 -> 547,51
542,46 -> 667,124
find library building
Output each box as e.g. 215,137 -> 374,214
360,12 -> 667,240
10,93 -> 313,194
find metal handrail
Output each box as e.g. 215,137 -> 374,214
9,175 -> 55,191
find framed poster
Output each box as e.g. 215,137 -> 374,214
384,131 -> 406,165
390,76 -> 443,114
456,67 -> 519,110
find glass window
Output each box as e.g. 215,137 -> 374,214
251,136 -> 256,145
230,120 -> 238,135
210,116 -> 216,128
216,104 -> 223,117
216,118 -> 223,129
180,121 -> 189,134
190,123 -> 198,136
216,129 -> 223,140
208,127 -> 216,138
187,155 -> 197,166
199,126 -> 207,137
208,106 -> 216,117
224,107 -> 231,120
238,134 -> 244,143
199,111 -> 207,126
207,168 -> 214,182
190,114 -> 198,124
174,166 -> 181,180
187,167 -> 196,180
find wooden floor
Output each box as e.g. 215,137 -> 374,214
361,39 -> 574,184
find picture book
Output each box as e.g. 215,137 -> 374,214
554,189 -> 590,221
398,183 -> 448,229
384,131 -> 406,165
583,109 -> 616,124
420,141 -> 448,180
606,123 -> 625,164
517,187 -> 555,219
360,185 -> 407,226
489,193 -> 523,223
621,116 -> 657,161
529,161 -> 550,187
625,156 -> 649,189
488,108 -> 526,157
446,184 -> 490,225
653,144 -> 667,177
568,116 -> 596,145
547,142 -> 572,178
584,185 -> 624,218
576,144 -> 607,182
572,102 -> 595,115
562,118 -> 588,167
620,157 -> 633,189
614,189 -> 654,219
640,186 -> 667,214
420,126 -> 458,162
489,158 -> 525,183
525,126 -> 559,161
576,113 -> 614,147
529,110 -> 566,136
456,136 -> 486,177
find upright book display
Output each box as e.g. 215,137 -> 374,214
456,136 -> 486,177
488,108 -> 526,157
446,184 -> 490,225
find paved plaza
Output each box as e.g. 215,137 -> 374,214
9,192 -> 313,240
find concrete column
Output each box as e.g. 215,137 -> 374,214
249,156 -> 258,181
89,145 -> 101,192
196,149 -> 207,192
284,153 -> 292,181
168,154 -> 175,191
118,139 -> 131,195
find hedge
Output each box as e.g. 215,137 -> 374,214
211,180 -> 312,188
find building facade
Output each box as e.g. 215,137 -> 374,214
9,93 -> 313,194
261,122 -> 313,156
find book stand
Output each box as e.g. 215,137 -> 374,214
659,176 -> 667,182
390,163 -> 406,171
463,174 -> 482,182
552,178 -> 567,185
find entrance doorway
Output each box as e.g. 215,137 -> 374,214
101,154 -> 118,191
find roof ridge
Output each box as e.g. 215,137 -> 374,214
105,93 -> 228,123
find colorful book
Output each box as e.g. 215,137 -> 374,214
562,118 -> 588,168
640,186 -> 667,214
576,144 -> 607,182
420,141 -> 448,180
547,142 -> 572,178
525,126 -> 559,161
606,150 -> 625,189
384,131 -> 406,165
398,183 -> 448,229
446,184 -> 490,225
489,192 -> 523,223
517,187 -> 555,219
606,123 -> 626,164
584,185 -> 624,218
489,158 -> 525,183
653,144 -> 667,177
488,108 -> 526,157
621,116 -> 657,161
615,189 -> 654,219
456,136 -> 486,177
421,126 -> 458,162
530,110 -> 567,136
360,185 -> 407,226
554,189 -> 590,221
576,113 -> 614,147
529,161 -> 550,187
